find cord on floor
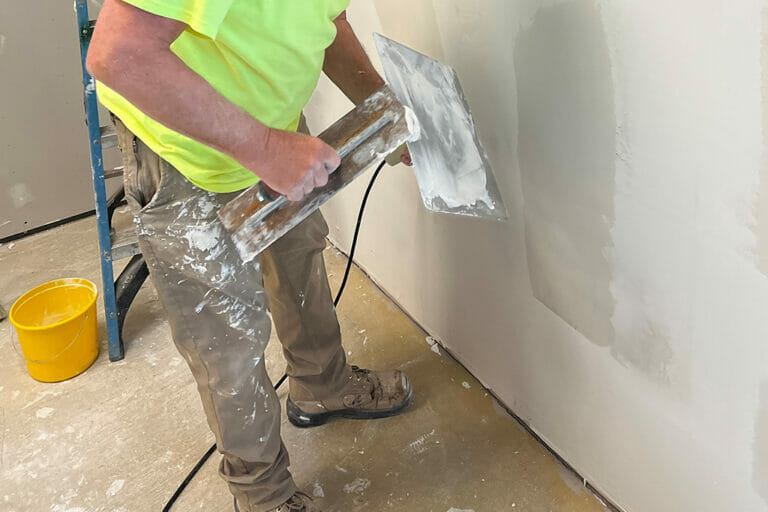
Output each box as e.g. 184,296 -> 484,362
163,160 -> 387,512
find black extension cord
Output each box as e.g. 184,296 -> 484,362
162,159 -> 387,512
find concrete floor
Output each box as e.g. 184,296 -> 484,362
0,216 -> 610,512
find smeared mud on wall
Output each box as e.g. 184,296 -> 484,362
755,9 -> 768,504
754,381 -> 768,505
758,5 -> 768,277
321,2 -> 768,510
514,1 -> 617,348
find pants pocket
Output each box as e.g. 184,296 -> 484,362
112,115 -> 164,212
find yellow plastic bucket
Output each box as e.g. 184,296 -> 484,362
9,278 -> 99,382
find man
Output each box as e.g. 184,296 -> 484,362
87,2 -> 413,511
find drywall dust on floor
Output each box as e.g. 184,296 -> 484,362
0,218 -> 610,512
514,0 -> 617,348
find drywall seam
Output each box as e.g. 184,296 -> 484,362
754,380 -> 768,505
753,6 -> 768,503
758,2 -> 768,277
322,2 -> 768,510
599,1 -> 763,392
514,0 -> 618,350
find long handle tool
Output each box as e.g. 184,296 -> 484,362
219,86 -> 414,262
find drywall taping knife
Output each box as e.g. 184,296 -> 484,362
219,85 -> 415,263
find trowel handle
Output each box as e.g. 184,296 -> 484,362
248,114 -> 395,225
252,182 -> 286,224
385,143 -> 409,166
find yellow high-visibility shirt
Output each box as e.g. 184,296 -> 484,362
97,0 -> 349,192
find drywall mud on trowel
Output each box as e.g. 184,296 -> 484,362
374,34 -> 507,221
220,36 -> 506,263
220,86 -> 414,262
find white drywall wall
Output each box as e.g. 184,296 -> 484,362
309,1 -> 768,510
0,0 -> 119,238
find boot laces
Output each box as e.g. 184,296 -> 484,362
282,492 -> 317,512
350,366 -> 381,405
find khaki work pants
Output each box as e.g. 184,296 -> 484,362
113,118 -> 348,511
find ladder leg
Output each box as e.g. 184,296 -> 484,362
96,195 -> 122,361
115,254 -> 150,357
107,186 -> 126,227
76,0 -> 123,361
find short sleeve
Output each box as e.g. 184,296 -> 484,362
121,0 -> 235,39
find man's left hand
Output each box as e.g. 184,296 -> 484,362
400,147 -> 413,166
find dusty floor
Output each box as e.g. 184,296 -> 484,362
0,216 -> 610,512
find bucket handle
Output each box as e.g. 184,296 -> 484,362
11,313 -> 91,365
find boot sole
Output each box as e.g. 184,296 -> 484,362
287,386 -> 414,428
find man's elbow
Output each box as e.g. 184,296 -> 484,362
86,43 -> 109,81
85,38 -> 124,84
86,23 -> 146,85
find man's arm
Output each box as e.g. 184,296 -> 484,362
323,12 -> 411,165
323,11 -> 385,105
87,0 -> 338,201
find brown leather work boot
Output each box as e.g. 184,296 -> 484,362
236,492 -> 320,512
287,365 -> 413,428
270,492 -> 320,512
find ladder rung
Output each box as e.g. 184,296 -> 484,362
100,125 -> 118,149
110,228 -> 140,261
104,166 -> 125,179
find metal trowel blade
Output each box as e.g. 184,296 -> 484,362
374,34 -> 507,221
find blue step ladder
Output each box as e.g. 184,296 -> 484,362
75,0 -> 149,362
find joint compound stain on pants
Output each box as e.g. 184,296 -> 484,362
514,0 -> 617,348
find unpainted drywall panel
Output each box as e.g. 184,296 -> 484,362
371,0 -> 444,60
312,1 -> 768,511
758,5 -> 768,277
0,0 -> 119,238
754,381 -> 768,504
514,1 -> 617,349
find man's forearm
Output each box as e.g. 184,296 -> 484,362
87,1 -> 267,171
324,12 -> 385,105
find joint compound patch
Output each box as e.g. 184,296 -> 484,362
36,407 -> 54,419
8,183 -> 34,209
425,336 -> 441,355
342,478 -> 371,494
404,429 -> 436,456
753,381 -> 768,505
106,479 -> 125,497
515,1 -> 617,349
755,5 -> 768,278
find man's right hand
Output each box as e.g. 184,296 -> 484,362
246,129 -> 341,202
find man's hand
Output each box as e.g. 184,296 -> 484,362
400,149 -> 413,167
241,130 -> 340,202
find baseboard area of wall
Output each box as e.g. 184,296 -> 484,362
325,236 -> 625,512
0,210 -> 96,245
